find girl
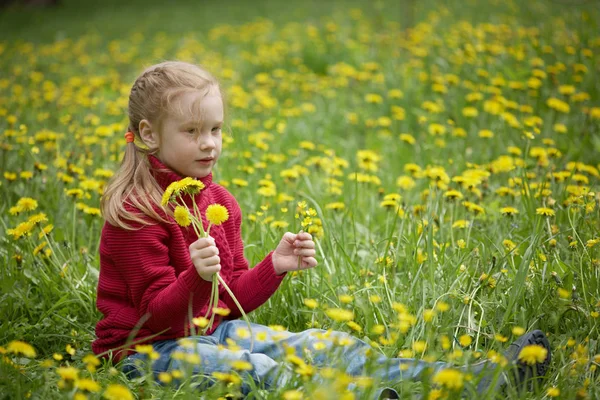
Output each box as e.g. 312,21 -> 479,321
93,61 -> 551,399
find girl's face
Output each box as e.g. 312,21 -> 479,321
143,89 -> 223,179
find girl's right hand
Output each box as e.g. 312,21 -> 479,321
189,236 -> 221,282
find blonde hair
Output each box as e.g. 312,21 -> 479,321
101,61 -> 224,230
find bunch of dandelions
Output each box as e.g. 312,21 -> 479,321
161,178 -> 253,349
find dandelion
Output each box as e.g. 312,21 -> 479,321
192,316 -> 209,328
325,308 -> 354,322
512,326 -> 525,336
161,177 -> 205,206
500,206 -> 519,216
432,368 -> 464,390
412,340 -> 427,353
283,390 -> 303,400
303,298 -> 318,309
173,206 -> 192,227
75,378 -> 101,393
103,383 -> 133,400
518,344 -> 548,365
16,197 -> 38,211
444,190 -> 463,200
158,372 -> 172,384
56,366 -> 79,381
212,371 -> 242,385
339,294 -> 354,304
452,219 -> 470,228
478,129 -> 494,138
212,307 -> 231,316
325,202 -> 345,211
206,204 -> 229,226
399,133 -> 416,144
459,335 -> 472,347
230,360 -> 253,371
536,207 -> 555,217
6,340 -> 36,358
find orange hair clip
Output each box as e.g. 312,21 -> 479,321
124,131 -> 135,143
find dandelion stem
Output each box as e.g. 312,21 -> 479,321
216,273 -> 254,352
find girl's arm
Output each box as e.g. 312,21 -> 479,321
102,222 -> 213,334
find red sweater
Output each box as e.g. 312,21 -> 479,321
92,155 -> 286,361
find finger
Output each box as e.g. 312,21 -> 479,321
202,264 -> 221,275
202,255 -> 221,266
282,231 -> 297,244
294,248 -> 316,257
191,237 -> 215,250
294,240 -> 315,249
297,231 -> 312,241
300,257 -> 318,268
198,245 -> 219,258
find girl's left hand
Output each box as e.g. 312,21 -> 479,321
272,231 -> 318,275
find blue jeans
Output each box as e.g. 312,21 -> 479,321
121,320 -> 484,398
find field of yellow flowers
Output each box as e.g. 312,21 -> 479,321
1,0 -> 599,398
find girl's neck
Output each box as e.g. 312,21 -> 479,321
148,154 -> 213,190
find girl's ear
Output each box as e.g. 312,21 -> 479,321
139,119 -> 159,150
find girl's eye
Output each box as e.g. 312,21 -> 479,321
212,127 -> 221,133
187,128 -> 196,134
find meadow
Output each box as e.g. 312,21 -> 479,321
1,0 -> 599,398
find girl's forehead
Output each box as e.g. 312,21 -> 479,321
169,90 -> 222,123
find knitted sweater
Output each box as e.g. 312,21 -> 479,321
92,155 -> 286,361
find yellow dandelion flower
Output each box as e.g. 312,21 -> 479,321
518,344 -> 548,365
103,383 -> 133,400
325,202 -> 345,211
206,204 -> 229,226
478,129 -> 494,138
325,308 -> 354,322
173,206 -> 192,227
432,368 -> 464,390
230,360 -> 253,371
28,212 -> 48,225
158,372 -> 172,384
56,366 -> 79,381
500,206 -> 519,216
162,178 -> 205,206
444,190 -> 463,200
212,307 -> 231,316
76,378 -> 101,393
7,340 -> 36,358
7,221 -> 35,239
283,390 -> 303,400
16,197 -> 38,211
412,340 -> 427,353
459,335 -> 472,347
303,298 -> 318,309
452,219 -> 470,228
212,371 -> 242,385
38,224 -> 53,239
192,316 -> 209,328
536,207 -> 555,217
512,326 -> 525,336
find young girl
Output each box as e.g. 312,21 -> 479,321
93,61 -> 551,399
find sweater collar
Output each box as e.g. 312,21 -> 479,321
148,154 -> 213,191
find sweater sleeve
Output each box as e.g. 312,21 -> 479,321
221,199 -> 286,318
103,222 -> 213,334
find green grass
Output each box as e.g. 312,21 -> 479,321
1,0 -> 599,398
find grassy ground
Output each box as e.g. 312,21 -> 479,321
1,0 -> 599,398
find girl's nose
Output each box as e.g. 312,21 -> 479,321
198,135 -> 215,151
